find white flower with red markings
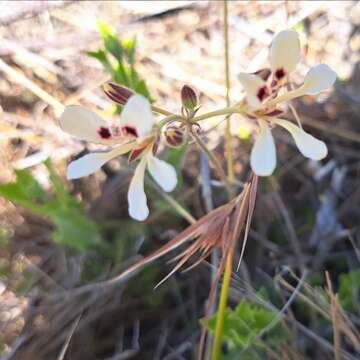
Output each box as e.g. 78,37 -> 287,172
60,94 -> 177,221
237,30 -> 336,176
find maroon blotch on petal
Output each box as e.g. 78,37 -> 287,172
122,125 -> 138,138
257,86 -> 270,102
98,127 -> 112,139
274,68 -> 286,80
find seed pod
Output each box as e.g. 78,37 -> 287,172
181,85 -> 198,111
165,126 -> 185,147
103,82 -> 134,105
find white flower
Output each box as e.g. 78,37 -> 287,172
128,151 -> 177,221
237,30 -> 336,176
60,94 -> 177,221
250,118 -> 327,176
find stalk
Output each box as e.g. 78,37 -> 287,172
211,251 -> 234,360
191,130 -> 232,196
192,106 -> 242,122
223,0 -> 234,183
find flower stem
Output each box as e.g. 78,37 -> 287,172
191,130 -> 232,195
223,0 -> 234,183
211,251 -> 233,360
157,114 -> 183,128
151,104 -> 173,116
192,106 -> 242,122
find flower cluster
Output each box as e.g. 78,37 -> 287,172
238,30 -> 336,176
59,29 -> 336,221
60,94 -> 177,221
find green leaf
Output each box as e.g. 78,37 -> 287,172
339,269 -> 360,312
134,79 -> 152,100
164,145 -> 186,189
114,62 -> 130,87
123,38 -> 137,65
0,170 -> 46,214
0,161 -> 103,252
97,20 -> 123,62
51,206 -> 102,251
86,49 -> 114,75
208,299 -> 288,355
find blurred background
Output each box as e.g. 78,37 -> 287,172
0,1 -> 359,359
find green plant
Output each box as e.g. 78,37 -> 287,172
60,10 -> 336,360
208,299 -> 288,359
338,269 -> 360,313
0,160 -> 102,252
87,20 -> 151,102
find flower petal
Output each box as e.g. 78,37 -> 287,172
238,73 -> 267,110
274,119 -> 328,160
120,95 -> 155,138
270,30 -> 300,75
299,64 -> 336,95
146,155 -> 177,192
60,105 -> 114,144
67,143 -> 134,179
250,120 -> 276,176
128,157 -> 149,221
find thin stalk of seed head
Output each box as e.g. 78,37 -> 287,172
223,0 -> 234,183
191,130 -> 232,196
211,182 -> 251,360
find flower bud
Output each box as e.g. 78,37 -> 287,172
103,82 -> 134,105
181,85 -> 198,111
165,126 -> 185,147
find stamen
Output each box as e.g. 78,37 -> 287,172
98,127 -> 111,139
257,85 -> 270,102
122,126 -> 138,138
